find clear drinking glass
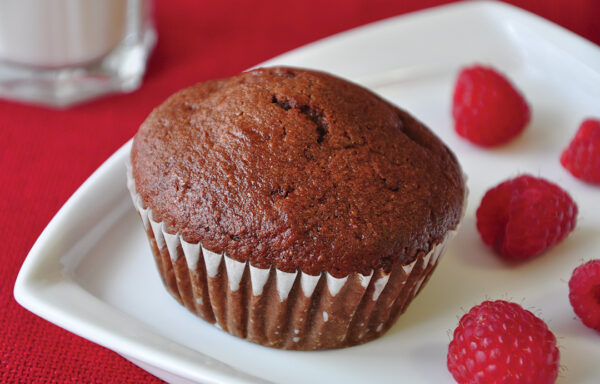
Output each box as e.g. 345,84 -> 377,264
0,0 -> 156,107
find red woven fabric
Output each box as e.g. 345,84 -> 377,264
1,0 -> 598,382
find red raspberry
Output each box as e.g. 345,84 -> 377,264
560,118 -> 600,184
447,300 -> 559,384
476,175 -> 577,260
452,65 -> 530,147
569,260 -> 600,331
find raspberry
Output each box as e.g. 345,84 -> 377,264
560,118 -> 600,184
476,175 -> 577,260
569,260 -> 600,331
447,300 -> 559,384
452,65 -> 530,147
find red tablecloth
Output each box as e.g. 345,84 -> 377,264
1,0 -> 598,382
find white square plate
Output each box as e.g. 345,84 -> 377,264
15,1 -> 600,383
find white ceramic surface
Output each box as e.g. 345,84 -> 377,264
14,1 -> 600,383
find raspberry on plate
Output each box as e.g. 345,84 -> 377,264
560,118 -> 600,184
452,65 -> 530,147
569,259 -> 600,331
476,174 -> 577,260
447,300 -> 559,384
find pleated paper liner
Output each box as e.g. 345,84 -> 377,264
127,165 -> 459,350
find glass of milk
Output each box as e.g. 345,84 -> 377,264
0,0 -> 156,107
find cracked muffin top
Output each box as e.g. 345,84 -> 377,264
131,67 -> 465,278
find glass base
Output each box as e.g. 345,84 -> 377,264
0,26 -> 156,108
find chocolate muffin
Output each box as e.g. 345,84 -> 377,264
128,66 -> 465,350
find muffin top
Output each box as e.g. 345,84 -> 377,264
132,67 -> 465,278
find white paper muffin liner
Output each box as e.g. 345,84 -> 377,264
126,163 -> 464,350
